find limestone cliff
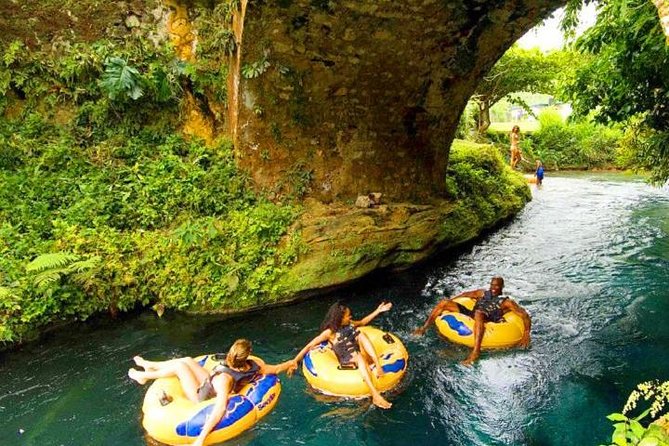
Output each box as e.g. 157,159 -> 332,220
0,0 -> 565,202
236,0 -> 565,201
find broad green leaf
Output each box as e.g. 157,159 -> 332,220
608,413 -> 629,422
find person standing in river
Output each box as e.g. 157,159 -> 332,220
413,277 -> 531,365
510,125 -> 522,169
535,159 -> 545,186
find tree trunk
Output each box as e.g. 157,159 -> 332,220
653,0 -> 669,44
477,101 -> 491,135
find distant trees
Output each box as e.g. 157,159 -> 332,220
563,0 -> 669,183
472,47 -> 562,134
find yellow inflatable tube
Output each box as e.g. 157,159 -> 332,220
435,297 -> 525,349
141,354 -> 280,445
301,326 -> 408,398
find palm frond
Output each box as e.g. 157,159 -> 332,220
66,256 -> 101,274
27,253 -> 99,290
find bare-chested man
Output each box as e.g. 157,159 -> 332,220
414,277 -> 531,365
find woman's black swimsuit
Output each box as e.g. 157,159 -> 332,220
332,324 -> 360,366
197,359 -> 260,402
456,290 -> 508,323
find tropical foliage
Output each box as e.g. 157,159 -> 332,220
523,109 -> 623,170
471,47 -> 563,134
0,113 -> 301,346
603,380 -> 669,446
0,30 -> 302,347
563,0 -> 669,183
485,108 -> 624,171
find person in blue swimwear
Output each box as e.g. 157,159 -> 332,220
413,277 -> 531,365
535,159 -> 545,186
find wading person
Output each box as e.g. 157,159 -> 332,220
510,125 -> 522,169
535,159 -> 545,186
414,277 -> 531,365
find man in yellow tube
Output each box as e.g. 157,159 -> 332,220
413,276 -> 531,365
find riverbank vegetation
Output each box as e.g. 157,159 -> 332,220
488,110 -> 625,171
564,0 -> 669,184
0,114 -> 301,346
0,34 -> 303,346
0,30 -> 530,347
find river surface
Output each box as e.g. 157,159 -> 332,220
1,172 -> 668,446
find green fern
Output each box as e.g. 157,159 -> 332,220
26,253 -> 80,273
27,253 -> 100,289
0,286 -> 16,300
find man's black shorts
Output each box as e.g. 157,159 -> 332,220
456,303 -> 505,323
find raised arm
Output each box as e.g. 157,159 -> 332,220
257,357 -> 297,375
190,375 -> 231,446
293,329 -> 332,364
352,302 -> 392,327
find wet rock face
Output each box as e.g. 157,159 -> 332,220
0,0 -> 165,48
237,0 -> 564,201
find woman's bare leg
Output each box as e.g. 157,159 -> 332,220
352,353 -> 391,409
133,357 -> 208,383
357,333 -> 383,377
128,358 -> 206,403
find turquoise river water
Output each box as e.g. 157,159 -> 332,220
1,172 -> 667,446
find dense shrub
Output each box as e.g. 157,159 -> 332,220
446,140 -> 530,224
484,109 -> 625,171
523,110 -> 623,169
615,118 -> 669,184
0,117 -> 301,346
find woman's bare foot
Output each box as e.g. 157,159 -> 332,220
461,354 -> 478,366
133,355 -> 147,368
133,355 -> 158,371
128,368 -> 148,385
372,394 -> 392,409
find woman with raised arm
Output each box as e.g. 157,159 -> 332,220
292,302 -> 394,409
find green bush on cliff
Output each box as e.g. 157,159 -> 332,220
0,117 -> 300,346
445,140 -> 530,236
0,33 -> 301,347
448,140 -> 529,201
